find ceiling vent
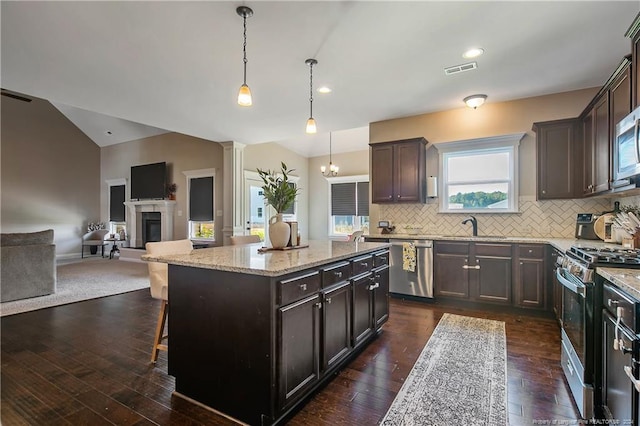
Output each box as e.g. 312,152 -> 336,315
444,61 -> 478,76
1,90 -> 32,103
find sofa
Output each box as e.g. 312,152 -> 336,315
1,229 -> 56,302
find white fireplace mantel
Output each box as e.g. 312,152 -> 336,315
124,200 -> 176,248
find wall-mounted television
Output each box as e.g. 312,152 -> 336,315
130,162 -> 167,200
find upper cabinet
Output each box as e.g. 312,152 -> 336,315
370,137 -> 427,203
626,12 -> 640,109
580,57 -> 631,197
533,118 -> 580,200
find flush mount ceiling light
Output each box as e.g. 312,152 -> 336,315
305,58 -> 318,134
462,47 -> 485,59
464,94 -> 487,109
321,132 -> 339,177
236,6 -> 253,107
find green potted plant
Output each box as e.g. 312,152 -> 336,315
257,162 -> 299,248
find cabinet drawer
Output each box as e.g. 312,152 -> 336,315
373,250 -> 390,268
279,271 -> 320,305
351,254 -> 373,277
435,241 -> 469,255
475,243 -> 512,257
519,244 -> 544,259
321,262 -> 351,287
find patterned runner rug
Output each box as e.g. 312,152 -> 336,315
380,313 -> 508,425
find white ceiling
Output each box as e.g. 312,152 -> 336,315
2,1 -> 638,157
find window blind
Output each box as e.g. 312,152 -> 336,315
357,181 -> 369,216
331,183 -> 357,216
189,177 -> 214,221
109,185 -> 125,222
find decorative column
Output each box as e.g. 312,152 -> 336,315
221,141 -> 245,245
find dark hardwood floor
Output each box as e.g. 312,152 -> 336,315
1,291 -> 579,425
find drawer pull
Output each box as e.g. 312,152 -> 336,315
334,271 -> 343,278
360,262 -> 369,267
299,283 -> 307,291
462,265 -> 480,270
325,297 -> 332,304
368,283 -> 380,291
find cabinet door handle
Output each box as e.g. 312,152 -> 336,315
314,302 -> 322,309
325,297 -> 332,304
608,299 -> 619,307
299,283 -> 307,291
368,283 -> 380,291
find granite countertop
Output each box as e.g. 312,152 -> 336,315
142,240 -> 390,277
364,233 -> 627,253
597,268 -> 640,300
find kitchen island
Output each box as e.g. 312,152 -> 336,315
142,240 -> 390,425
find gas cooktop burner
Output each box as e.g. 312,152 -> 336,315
569,246 -> 640,266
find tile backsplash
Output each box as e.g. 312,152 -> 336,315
378,196 -> 620,238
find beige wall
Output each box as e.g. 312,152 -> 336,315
1,93 -> 101,258
244,142 -> 310,240
367,87 -> 620,238
101,133 -> 224,244
308,150 -> 370,239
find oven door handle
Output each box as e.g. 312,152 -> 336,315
624,366 -> 640,393
556,268 -> 586,298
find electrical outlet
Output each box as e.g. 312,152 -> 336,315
520,226 -> 531,234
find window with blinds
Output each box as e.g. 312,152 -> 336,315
329,178 -> 369,237
188,175 -> 215,240
109,185 -> 125,222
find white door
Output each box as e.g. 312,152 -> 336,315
244,172 -> 267,243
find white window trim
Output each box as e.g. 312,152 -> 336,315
183,168 -> 216,241
435,133 -> 524,214
326,174 -> 369,238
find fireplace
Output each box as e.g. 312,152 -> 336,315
142,212 -> 162,245
124,200 -> 176,248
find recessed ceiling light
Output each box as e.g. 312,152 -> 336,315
462,48 -> 484,59
317,86 -> 332,94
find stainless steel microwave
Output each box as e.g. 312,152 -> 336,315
614,105 -> 640,185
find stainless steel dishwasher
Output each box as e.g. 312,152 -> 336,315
389,239 -> 433,298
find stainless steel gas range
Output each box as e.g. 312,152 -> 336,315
557,245 -> 640,420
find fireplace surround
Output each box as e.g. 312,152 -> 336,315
124,200 -> 176,248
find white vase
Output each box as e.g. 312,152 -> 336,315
269,213 -> 291,249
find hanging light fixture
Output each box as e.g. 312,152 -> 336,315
305,58 -> 318,133
236,6 -> 254,107
321,132 -> 339,176
463,94 -> 487,109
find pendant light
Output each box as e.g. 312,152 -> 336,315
321,132 -> 339,176
305,58 -> 318,133
236,6 -> 253,107
463,94 -> 487,109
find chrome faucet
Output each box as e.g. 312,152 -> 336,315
462,216 -> 478,236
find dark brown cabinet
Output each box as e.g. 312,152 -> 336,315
514,244 -> 546,309
321,281 -> 352,371
168,247 -> 390,426
278,293 -> 321,409
581,57 -> 631,195
627,12 -> 640,109
533,118 -> 580,200
434,241 -> 512,305
370,137 -> 427,203
352,271 -> 374,347
351,251 -> 389,347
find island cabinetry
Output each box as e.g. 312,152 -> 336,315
533,118 -> 580,200
351,251 -> 389,347
320,279 -> 352,371
370,137 -> 427,203
514,244 -> 546,309
434,241 -> 512,305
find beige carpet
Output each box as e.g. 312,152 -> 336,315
0,258 -> 150,317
